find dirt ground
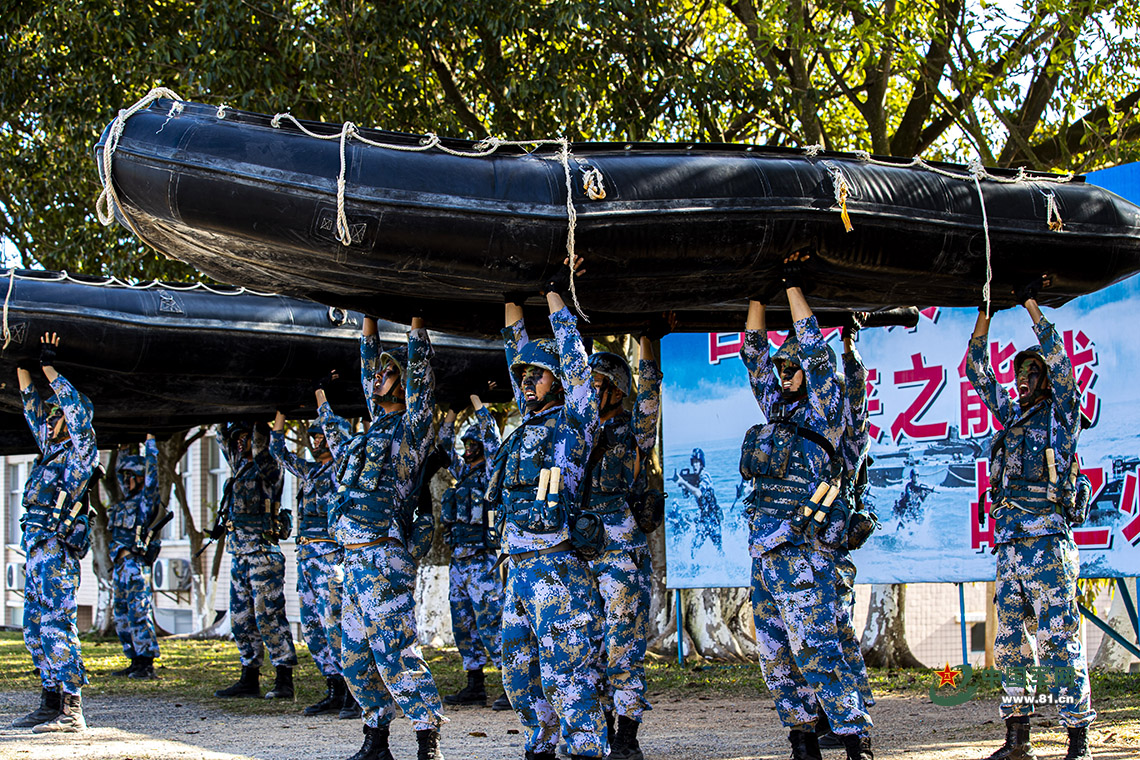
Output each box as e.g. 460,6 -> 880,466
1,690 -> 1137,760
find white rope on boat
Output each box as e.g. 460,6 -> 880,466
1042,190 -> 1064,231
968,160 -> 994,318
2,268 -> 15,349
0,268 -> 279,303
822,162 -> 854,233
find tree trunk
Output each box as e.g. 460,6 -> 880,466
681,587 -> 757,662
1092,578 -> 1140,672
861,583 -> 925,668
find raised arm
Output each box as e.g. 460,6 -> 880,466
632,345 -> 663,455
142,435 -> 160,523
502,314 -> 531,417
361,319 -> 381,419
19,378 -> 50,453
51,372 -> 98,497
317,403 -> 353,462
270,412 -> 311,480
439,408 -> 462,477
473,400 -> 501,464
794,314 -> 843,445
1028,303 -> 1079,429
252,423 -> 281,485
965,309 -> 1015,425
740,300 -> 781,415
843,344 -> 871,463
395,318 -> 436,487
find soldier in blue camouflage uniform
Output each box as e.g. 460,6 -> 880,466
317,315 -> 445,760
581,332 -> 664,760
966,280 -> 1094,760
11,333 -> 98,732
489,265 -> 606,760
438,396 -> 511,711
674,448 -> 722,557
108,434 -> 161,680
271,412 -> 359,719
738,257 -> 873,760
212,421 -> 299,701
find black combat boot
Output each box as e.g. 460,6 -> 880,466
610,715 -> 645,760
265,665 -> 295,699
129,656 -> 158,680
10,687 -> 61,728
788,728 -> 823,760
985,717 -> 1036,760
605,710 -> 616,746
524,751 -> 556,760
340,687 -> 363,719
110,657 -> 139,677
491,691 -> 512,711
33,691 -> 86,733
416,727 -> 444,760
443,668 -> 486,705
306,675 -> 345,715
816,706 -> 841,749
214,665 -> 260,698
1064,726 -> 1091,760
840,733 -> 874,760
346,724 -> 395,760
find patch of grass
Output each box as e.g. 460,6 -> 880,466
2,632 -> 1137,721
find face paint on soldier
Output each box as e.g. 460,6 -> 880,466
235,432 -> 252,459
310,432 -> 331,460
521,365 -> 559,412
462,439 -> 484,464
776,360 -> 806,399
1017,357 -> 1048,405
373,360 -> 405,406
591,372 -> 625,417
47,405 -> 68,443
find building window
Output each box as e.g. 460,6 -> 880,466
8,462 -> 26,545
207,438 -> 229,522
970,622 -> 987,653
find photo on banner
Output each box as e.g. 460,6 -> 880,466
661,165 -> 1140,589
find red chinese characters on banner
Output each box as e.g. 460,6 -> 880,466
957,340 -> 1017,439
1063,329 -> 1101,425
866,367 -> 884,442
707,329 -> 844,366
890,353 -> 949,443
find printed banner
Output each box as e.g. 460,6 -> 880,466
662,166 -> 1140,588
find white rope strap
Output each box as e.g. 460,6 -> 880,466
968,160 -> 994,317
2,268 -> 15,350
823,162 -> 855,233
1042,190 -> 1064,231
581,165 -> 606,200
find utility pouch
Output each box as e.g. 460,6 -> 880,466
1065,472 -> 1092,527
630,489 -> 666,534
790,482 -> 832,534
441,488 -> 458,523
569,509 -> 606,561
511,494 -> 567,534
275,509 -> 293,542
847,509 -> 879,551
407,514 -> 435,560
143,540 -> 162,566
61,512 -> 91,559
739,424 -> 772,479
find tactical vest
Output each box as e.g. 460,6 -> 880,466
989,401 -> 1080,518
442,464 -> 493,547
740,402 -> 838,516
584,417 -> 638,515
297,461 -> 335,539
486,408 -> 566,535
225,459 -> 279,534
20,446 -> 71,530
329,417 -> 402,531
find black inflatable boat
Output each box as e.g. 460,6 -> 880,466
0,270 -> 510,455
95,96 -> 1140,335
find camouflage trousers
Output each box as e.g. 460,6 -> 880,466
297,544 -> 344,678
449,550 -> 504,671
501,550 -> 607,758
586,546 -> 652,721
229,550 -> 298,668
751,542 -> 872,735
113,553 -> 159,658
995,534 -> 1096,727
341,541 -> 442,730
23,536 -> 87,694
835,551 -> 873,707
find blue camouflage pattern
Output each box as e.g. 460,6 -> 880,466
488,308 -> 606,756
501,551 -> 606,757
750,544 -> 871,735
835,553 -> 872,707
217,428 -> 285,555
108,438 -> 159,557
340,542 -> 442,729
113,554 -> 160,659
586,547 -> 652,721
966,317 -> 1082,544
994,535 -> 1095,727
321,327 -> 442,729
229,551 -> 298,668
440,408 -> 504,671
270,430 -> 344,677
23,536 -> 87,694
741,316 -> 869,736
19,373 -> 96,696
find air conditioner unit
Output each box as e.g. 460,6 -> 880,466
152,558 -> 192,591
5,562 -> 25,591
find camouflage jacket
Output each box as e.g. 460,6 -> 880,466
19,374 -> 98,550
107,438 -> 159,557
439,406 -> 501,558
486,307 -> 599,554
319,328 -> 435,546
586,357 -> 662,553
739,317 -> 844,556
966,317 -> 1080,544
270,430 -> 339,553
218,430 -> 284,556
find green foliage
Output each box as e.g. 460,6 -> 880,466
1,0 -> 1139,276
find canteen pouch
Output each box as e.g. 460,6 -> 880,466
1064,472 -> 1092,527
570,509 -> 606,561
407,514 -> 435,561
847,509 -> 879,551
275,509 -> 293,542
630,489 -> 666,534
